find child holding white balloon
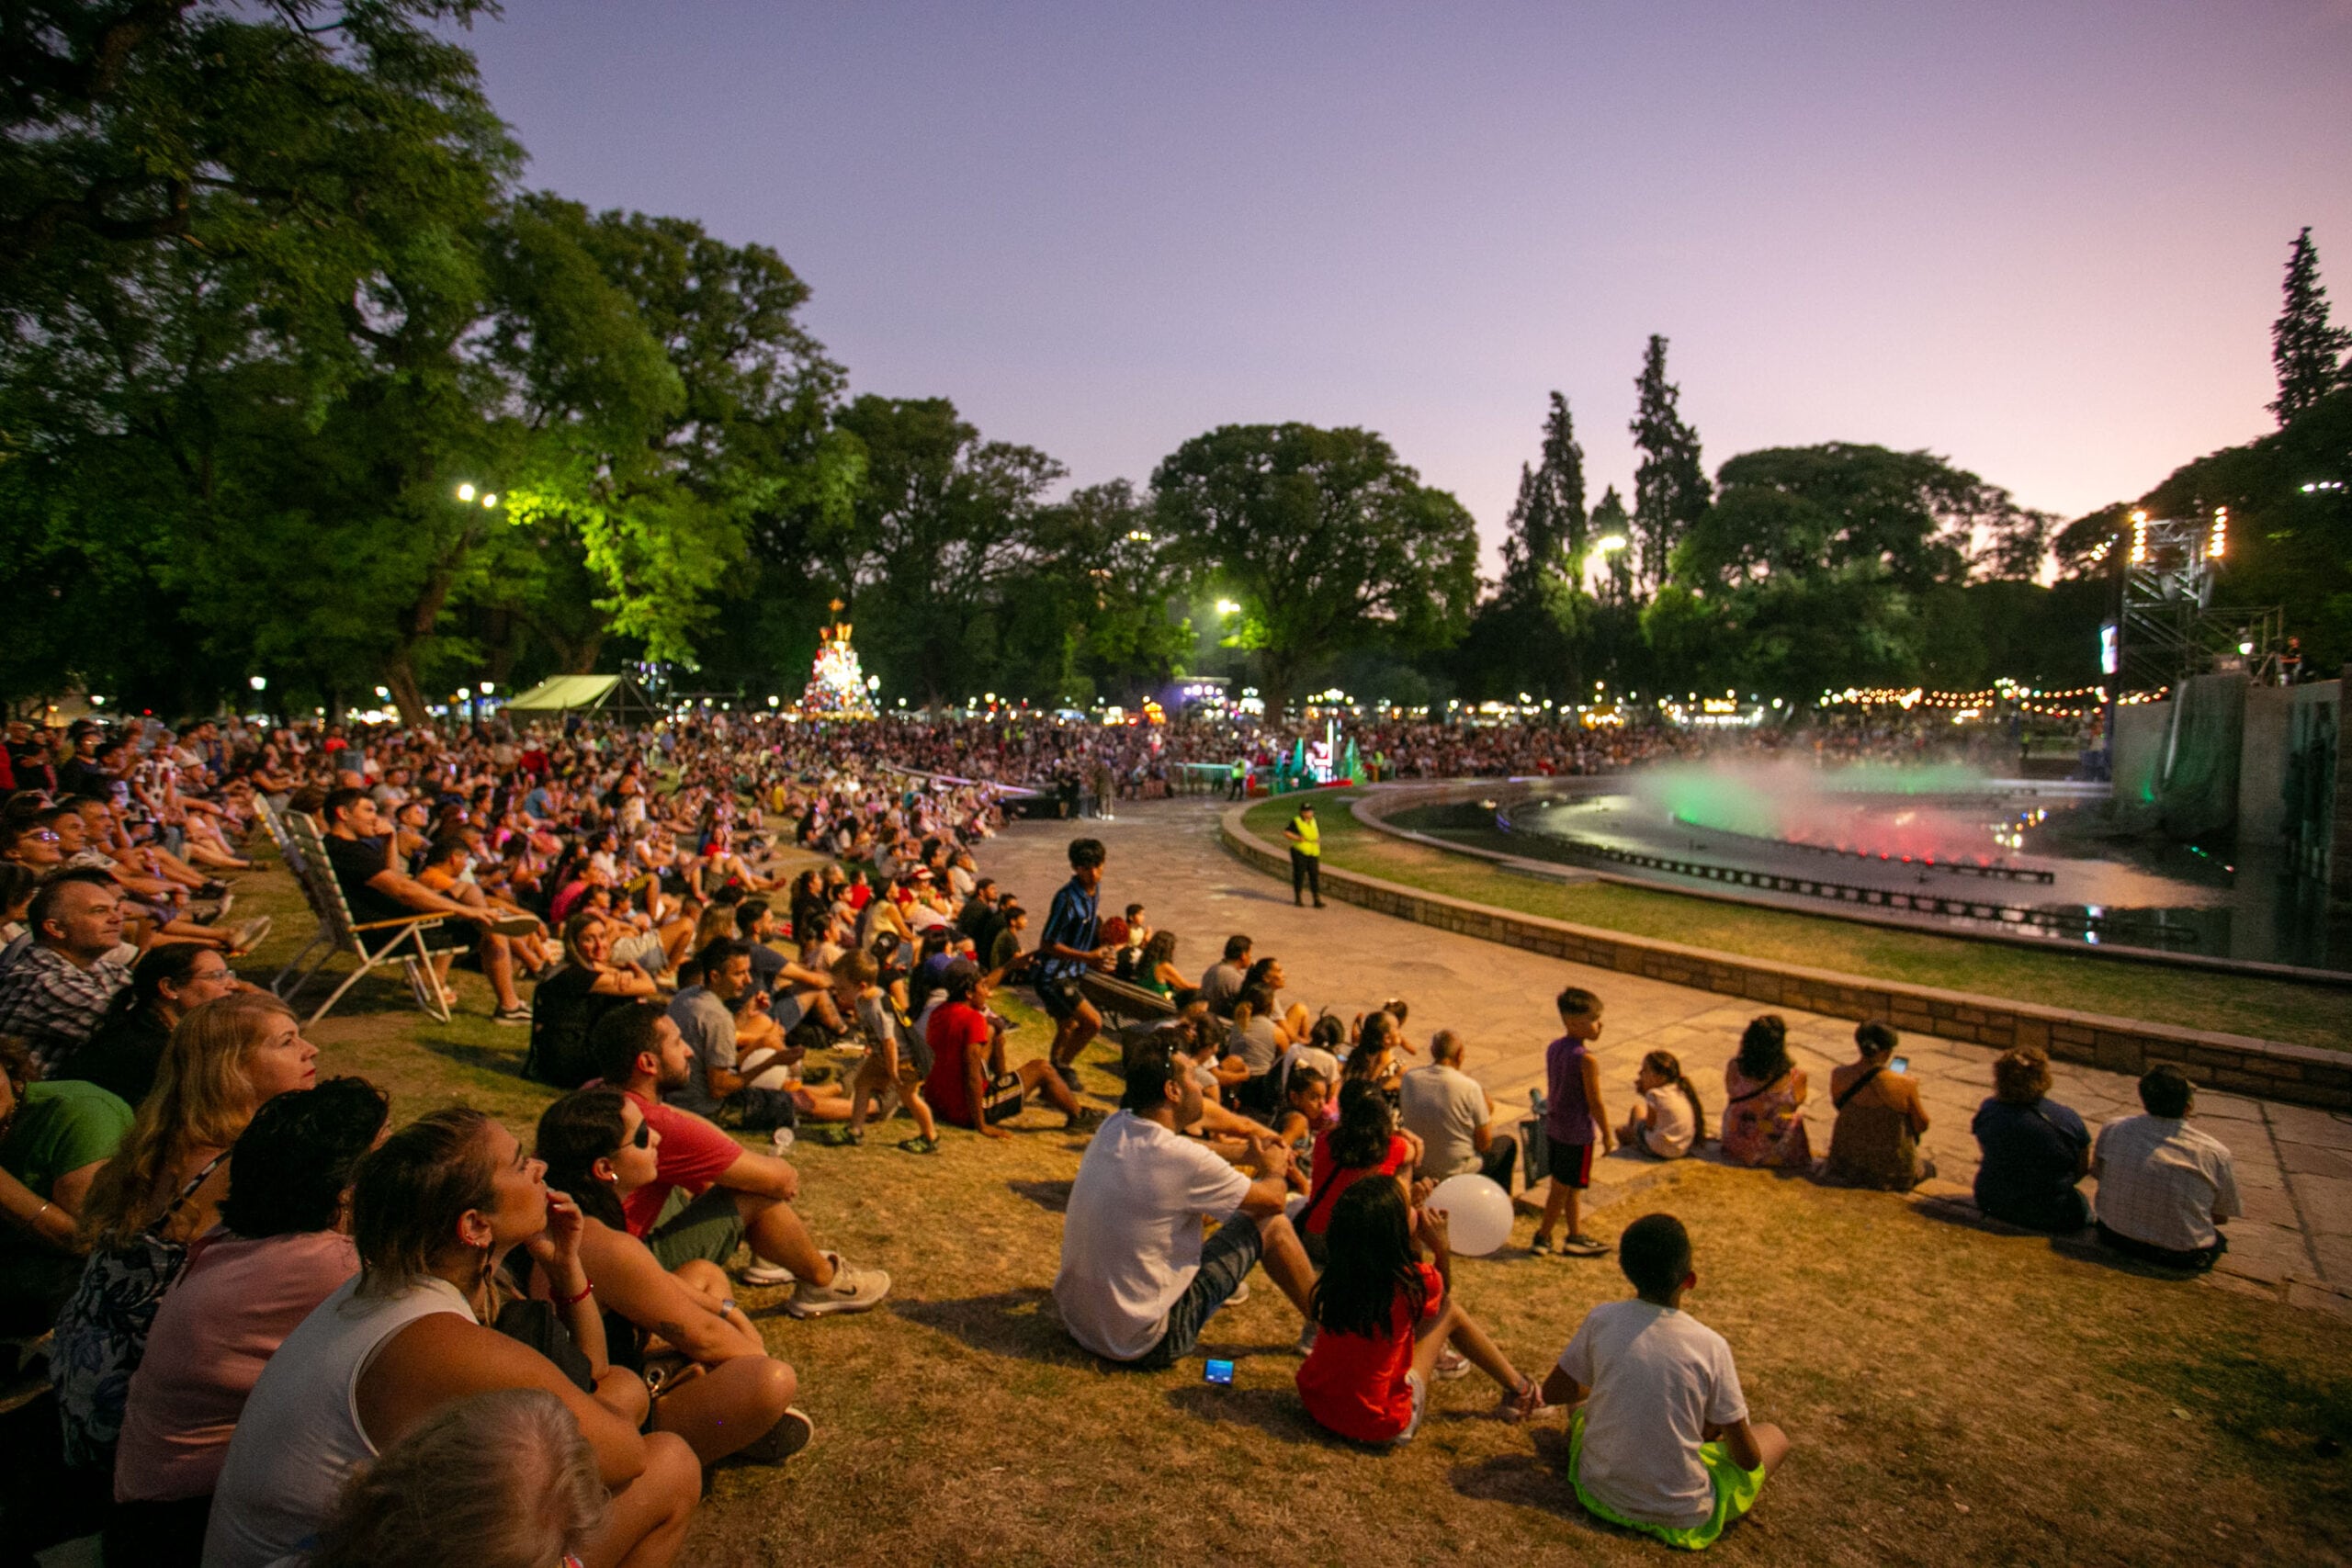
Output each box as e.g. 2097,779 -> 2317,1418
1296,1174 -> 1543,1443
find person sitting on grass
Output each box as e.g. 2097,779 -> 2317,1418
55,992 -> 318,1475
533,1089 -> 809,1466
1616,1050 -> 1704,1162
2091,1064 -> 2239,1272
1053,1040 -> 1317,1368
1530,987 -> 1612,1258
832,950 -> 939,1155
1297,1080 -> 1423,1269
925,960 -> 1105,1141
108,1076 -> 389,1563
200,1109 -> 701,1568
61,942 -> 243,1108
0,870 -> 135,1075
0,1034 -> 130,1334
1542,1213 -> 1792,1551
663,938 -> 826,1123
1970,1045 -> 2092,1233
300,1388 -> 610,1568
1718,1014 -> 1812,1171
525,911 -> 660,1091
590,1004 -> 889,1315
1297,1175 -> 1540,1443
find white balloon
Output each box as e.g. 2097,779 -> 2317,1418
1426,1173 -> 1514,1258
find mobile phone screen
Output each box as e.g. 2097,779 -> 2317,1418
1203,1358 -> 1235,1385
1891,1055 -> 1909,1075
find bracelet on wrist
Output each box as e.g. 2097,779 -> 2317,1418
558,1279 -> 594,1308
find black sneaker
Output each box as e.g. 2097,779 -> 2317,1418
1066,1107 -> 1108,1134
1055,1064 -> 1081,1093
736,1406 -> 815,1464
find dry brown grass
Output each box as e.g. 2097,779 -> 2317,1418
238,856 -> 2352,1567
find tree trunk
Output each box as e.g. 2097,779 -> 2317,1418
385,656 -> 430,730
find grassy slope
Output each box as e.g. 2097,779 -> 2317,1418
1241,795 -> 2350,1053
233,853 -> 2352,1565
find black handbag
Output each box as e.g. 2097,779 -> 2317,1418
981,1069 -> 1025,1125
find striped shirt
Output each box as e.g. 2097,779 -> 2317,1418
1037,878 -> 1100,982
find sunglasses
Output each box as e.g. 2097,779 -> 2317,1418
628,1118 -> 653,1150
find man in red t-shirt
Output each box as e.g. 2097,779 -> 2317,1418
592,1002 -> 889,1318
923,962 -> 1102,1139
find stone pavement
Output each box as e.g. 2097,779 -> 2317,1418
978,795 -> 2352,1315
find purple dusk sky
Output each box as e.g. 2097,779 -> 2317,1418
458,0 -> 2352,568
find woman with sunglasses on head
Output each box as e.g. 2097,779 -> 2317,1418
533,1089 -> 808,1467
203,1108 -> 700,1568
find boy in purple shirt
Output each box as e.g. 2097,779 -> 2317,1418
1531,986 -> 1613,1258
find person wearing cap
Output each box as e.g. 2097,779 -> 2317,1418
1283,802 -> 1325,908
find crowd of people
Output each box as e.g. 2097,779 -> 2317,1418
0,706 -> 2245,1562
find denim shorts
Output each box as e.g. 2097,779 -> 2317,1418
1128,1216 -> 1263,1370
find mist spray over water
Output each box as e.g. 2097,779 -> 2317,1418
1638,761 -> 2007,863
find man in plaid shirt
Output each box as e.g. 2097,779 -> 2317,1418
0,871 -> 133,1075
2092,1065 -> 2241,1272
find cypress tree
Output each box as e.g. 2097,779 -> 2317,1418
1629,334 -> 1710,593
2270,227 -> 2352,427
1499,392 -> 1589,602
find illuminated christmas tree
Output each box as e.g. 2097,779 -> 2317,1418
800,601 -> 878,717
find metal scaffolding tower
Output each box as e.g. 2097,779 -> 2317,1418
2100,507 -> 2282,694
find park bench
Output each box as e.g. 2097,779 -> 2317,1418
1080,971 -> 1178,1025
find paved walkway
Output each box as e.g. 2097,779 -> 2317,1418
978,795 -> 2352,1315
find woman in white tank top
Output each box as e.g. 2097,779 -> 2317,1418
201,1110 -> 702,1568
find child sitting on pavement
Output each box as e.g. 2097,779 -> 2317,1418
1542,1213 -> 1792,1551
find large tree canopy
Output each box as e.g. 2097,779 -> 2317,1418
1152,423 -> 1479,716
1644,443 -> 2050,702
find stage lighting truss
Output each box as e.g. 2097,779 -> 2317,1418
2114,508 -> 2280,694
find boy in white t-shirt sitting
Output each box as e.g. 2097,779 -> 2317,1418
1541,1213 -> 1791,1550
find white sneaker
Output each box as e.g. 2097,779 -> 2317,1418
1433,1348 -> 1473,1381
739,1259 -> 797,1288
786,1254 -> 890,1318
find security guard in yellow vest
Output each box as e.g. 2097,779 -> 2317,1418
1283,801 -> 1324,908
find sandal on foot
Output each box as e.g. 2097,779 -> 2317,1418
895,1135 -> 941,1155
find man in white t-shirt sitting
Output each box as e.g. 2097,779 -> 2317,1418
1052,1040 -> 1316,1369
1399,1030 -> 1516,1191
2092,1065 -> 2240,1272
1543,1213 -> 1791,1551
